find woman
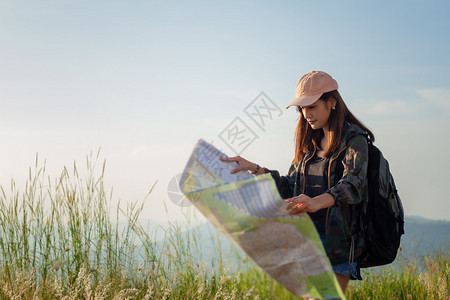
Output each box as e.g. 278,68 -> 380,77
221,71 -> 373,293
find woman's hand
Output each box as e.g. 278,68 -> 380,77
285,193 -> 335,215
220,156 -> 259,174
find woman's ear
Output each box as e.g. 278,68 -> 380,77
329,98 -> 337,109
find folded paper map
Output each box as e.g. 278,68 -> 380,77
179,139 -> 346,299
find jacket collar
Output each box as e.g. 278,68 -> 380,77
328,123 -> 367,160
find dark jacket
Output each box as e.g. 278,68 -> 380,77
266,124 -> 369,265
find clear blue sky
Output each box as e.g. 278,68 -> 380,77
1,0 -> 449,221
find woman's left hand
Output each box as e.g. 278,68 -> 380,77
285,193 -> 335,215
285,194 -> 320,215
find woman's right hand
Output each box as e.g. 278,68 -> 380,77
220,156 -> 259,174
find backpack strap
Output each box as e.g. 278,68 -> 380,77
293,154 -> 307,197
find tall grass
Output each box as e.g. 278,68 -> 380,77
0,153 -> 448,299
0,152 -> 155,299
347,250 -> 449,300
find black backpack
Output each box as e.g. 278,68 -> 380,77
357,135 -> 405,268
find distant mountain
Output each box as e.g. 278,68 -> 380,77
401,215 -> 450,257
405,215 -> 449,224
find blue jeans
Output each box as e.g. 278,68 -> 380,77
332,261 -> 361,280
319,232 -> 362,280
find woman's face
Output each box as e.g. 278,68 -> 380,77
299,99 -> 335,130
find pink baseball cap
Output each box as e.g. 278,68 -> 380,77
286,71 -> 338,109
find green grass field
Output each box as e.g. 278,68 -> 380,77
0,156 -> 448,299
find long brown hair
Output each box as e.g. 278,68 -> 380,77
293,90 -> 374,164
